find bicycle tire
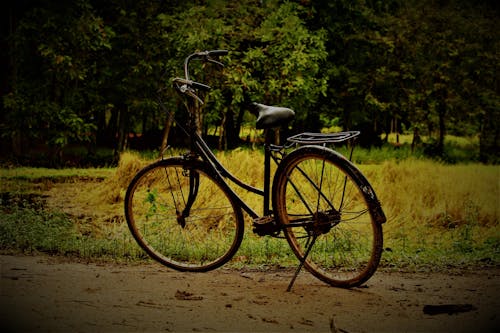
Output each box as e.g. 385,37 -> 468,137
272,145 -> 384,288
125,157 -> 244,272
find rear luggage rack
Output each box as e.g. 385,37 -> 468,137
287,131 -> 360,145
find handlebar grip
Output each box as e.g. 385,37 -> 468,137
208,49 -> 228,57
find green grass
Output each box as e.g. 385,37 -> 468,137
0,204 -> 145,260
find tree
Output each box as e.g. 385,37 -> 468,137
158,0 -> 328,149
2,0 -> 498,164
226,2 -> 328,140
93,0 -> 174,154
3,0 -> 112,160
305,0 -> 402,146
390,0 -> 499,159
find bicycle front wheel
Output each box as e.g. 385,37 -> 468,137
125,157 -> 244,271
273,146 -> 384,288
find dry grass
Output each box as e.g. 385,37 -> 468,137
215,148 -> 269,216
122,152 -> 497,232
359,159 -> 499,267
2,149 -> 498,268
50,150 -> 500,268
98,151 -> 148,204
369,160 -> 498,228
38,151 -> 149,243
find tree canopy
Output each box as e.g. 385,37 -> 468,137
1,0 -> 499,163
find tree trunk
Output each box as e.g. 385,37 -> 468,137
479,106 -> 499,163
193,100 -> 203,137
225,107 -> 238,149
411,126 -> 421,153
159,110 -> 174,157
103,108 -> 119,148
437,99 -> 446,156
218,113 -> 226,150
116,105 -> 129,155
234,106 -> 246,143
11,131 -> 23,156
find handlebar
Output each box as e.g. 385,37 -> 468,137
183,49 -> 228,81
174,50 -> 228,104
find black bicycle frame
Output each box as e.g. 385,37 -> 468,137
180,97 -> 278,220
169,94 -> 351,227
169,50 -> 358,225
191,129 -> 275,220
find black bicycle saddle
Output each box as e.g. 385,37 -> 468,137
249,102 -> 295,129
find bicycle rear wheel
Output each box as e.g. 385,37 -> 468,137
273,146 -> 384,288
125,157 -> 244,271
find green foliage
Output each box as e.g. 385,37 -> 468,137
2,0 -> 499,163
234,2 -> 328,124
155,0 -> 328,145
308,0 -> 499,155
3,0 -> 113,153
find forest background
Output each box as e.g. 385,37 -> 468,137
1,0 -> 499,166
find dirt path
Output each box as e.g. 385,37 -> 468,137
1,255 -> 499,332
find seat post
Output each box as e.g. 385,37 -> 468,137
263,129 -> 273,216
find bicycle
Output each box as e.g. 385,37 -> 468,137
124,50 -> 386,291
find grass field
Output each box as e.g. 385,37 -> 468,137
1,148 -> 498,271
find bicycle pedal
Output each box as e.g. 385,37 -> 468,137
253,215 -> 274,225
252,216 -> 280,236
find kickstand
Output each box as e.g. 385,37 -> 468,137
287,234 -> 318,292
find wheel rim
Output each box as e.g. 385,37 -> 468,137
126,162 -> 242,271
278,153 -> 381,287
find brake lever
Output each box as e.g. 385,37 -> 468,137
207,57 -> 225,69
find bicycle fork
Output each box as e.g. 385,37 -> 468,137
176,170 -> 199,227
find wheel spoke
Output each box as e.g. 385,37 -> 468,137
273,146 -> 383,288
125,159 -> 243,272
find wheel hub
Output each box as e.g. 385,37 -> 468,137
309,209 -> 341,235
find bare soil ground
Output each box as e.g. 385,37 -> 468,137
1,255 -> 499,332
